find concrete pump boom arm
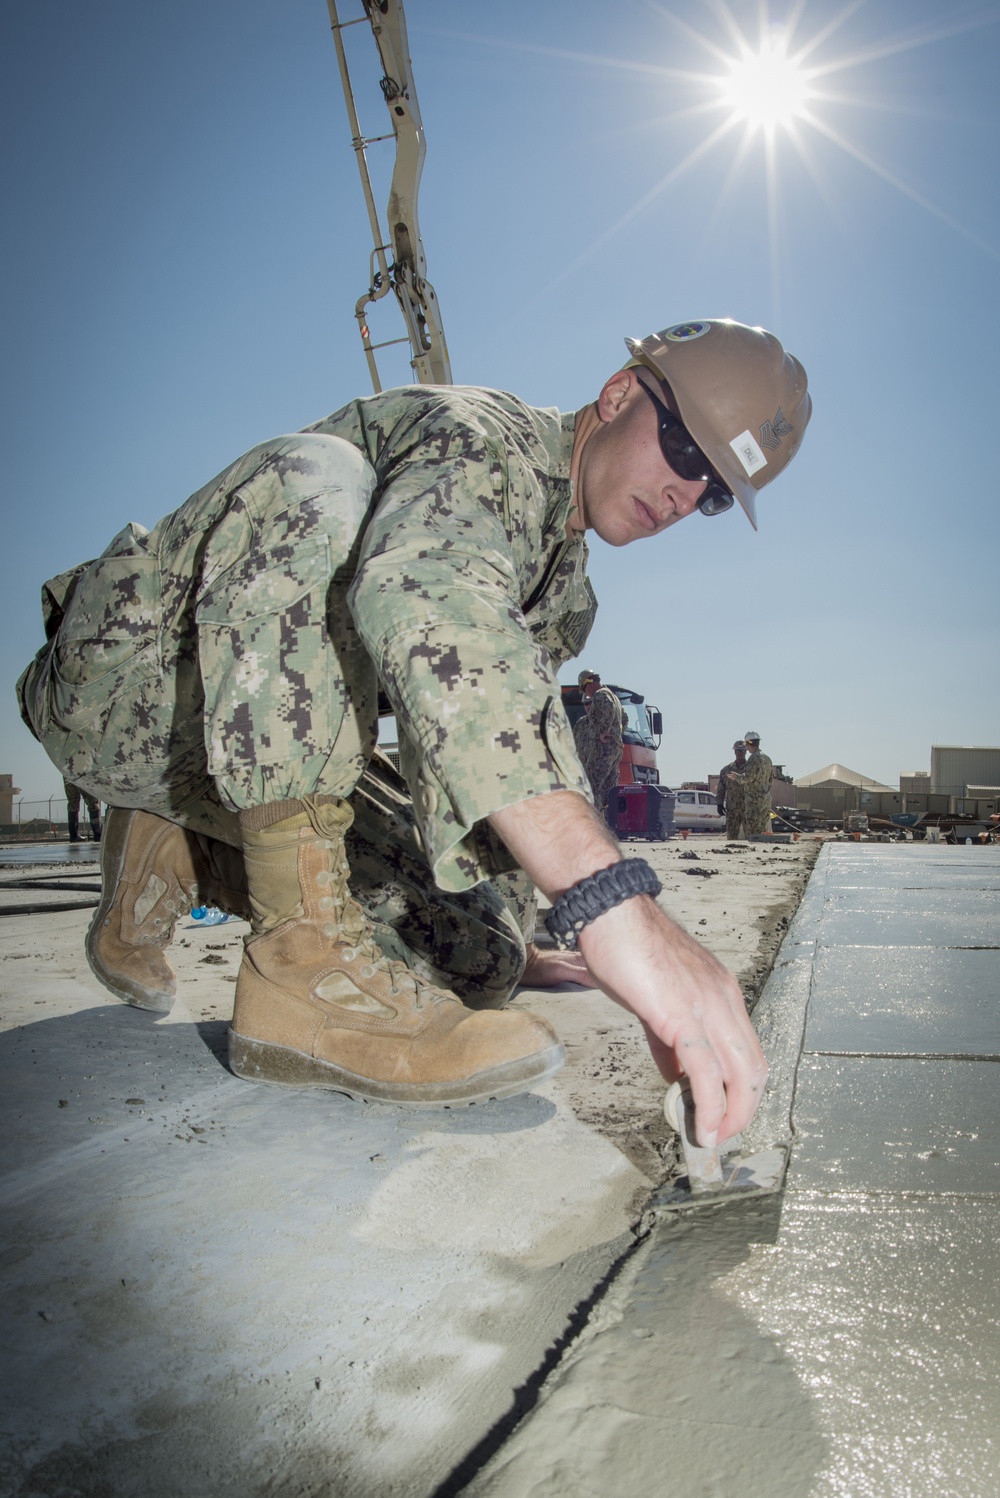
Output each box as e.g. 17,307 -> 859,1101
326,0 -> 452,390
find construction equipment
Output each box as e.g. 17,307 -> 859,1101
328,9 -> 670,853
326,0 -> 451,391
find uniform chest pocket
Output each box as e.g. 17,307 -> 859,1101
528,590 -> 598,670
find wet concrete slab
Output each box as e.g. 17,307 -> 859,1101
3,840 -> 994,1496
0,999 -> 644,1498
0,842 -> 101,867
0,913 -> 651,1498
790,1055 -> 1000,1193
465,845 -> 1000,1497
465,1192 -> 1000,1498
805,947 -> 1000,1056
818,887 -> 1000,947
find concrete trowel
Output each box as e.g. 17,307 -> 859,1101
645,1080 -> 788,1217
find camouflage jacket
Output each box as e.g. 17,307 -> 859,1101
716,759 -> 746,813
306,386 -> 597,890
742,749 -> 774,799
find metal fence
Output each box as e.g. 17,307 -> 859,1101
1,797 -> 104,839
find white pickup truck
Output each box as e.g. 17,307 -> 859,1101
671,788 -> 726,832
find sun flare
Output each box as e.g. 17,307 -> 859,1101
521,1 -> 1000,312
718,37 -> 811,133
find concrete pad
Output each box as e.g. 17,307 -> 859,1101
0,999 -> 642,1497
818,887 -> 1000,947
460,844 -> 1000,1496
805,947 -> 1000,1056
790,1055 -> 1000,1193
0,836 -> 823,1496
464,1194 -> 1000,1498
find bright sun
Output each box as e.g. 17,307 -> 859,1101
718,37 -> 811,133
531,3 -> 1000,311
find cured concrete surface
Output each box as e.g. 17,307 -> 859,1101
0,837 -> 816,1498
465,844 -> 1000,1497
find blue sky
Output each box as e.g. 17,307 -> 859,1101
2,0 -> 998,803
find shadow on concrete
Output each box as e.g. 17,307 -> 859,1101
1,1005 -> 558,1181
451,1195 -> 828,1498
0,1004 -> 582,1498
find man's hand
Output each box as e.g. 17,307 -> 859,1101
521,943 -> 594,989
489,790 -> 768,1146
577,896 -> 765,1146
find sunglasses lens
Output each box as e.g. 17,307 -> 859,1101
659,425 -> 708,482
697,484 -> 735,517
642,382 -> 736,514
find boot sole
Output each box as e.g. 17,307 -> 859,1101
85,812 -> 175,1014
227,1029 -> 565,1107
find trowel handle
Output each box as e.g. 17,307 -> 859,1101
663,1080 -> 685,1133
663,1081 -> 724,1194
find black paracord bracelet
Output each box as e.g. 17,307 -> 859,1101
544,858 -> 662,950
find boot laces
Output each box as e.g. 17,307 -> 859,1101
300,795 -> 448,1009
342,931 -> 438,1009
386,960 -> 456,1009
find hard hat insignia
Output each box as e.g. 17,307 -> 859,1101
663,321 -> 711,342
759,408 -> 794,451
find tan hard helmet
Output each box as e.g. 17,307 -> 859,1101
625,318 -> 810,530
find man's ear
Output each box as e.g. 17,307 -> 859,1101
595,368 -> 637,424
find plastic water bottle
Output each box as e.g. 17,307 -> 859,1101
191,906 -> 232,926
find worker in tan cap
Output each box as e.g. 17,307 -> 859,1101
20,318 -> 809,1147
716,741 -> 748,838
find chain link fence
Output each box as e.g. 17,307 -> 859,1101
1,797 -> 105,841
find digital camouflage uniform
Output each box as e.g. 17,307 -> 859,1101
716,758 -> 747,839
17,386 -> 597,1005
573,686 -> 623,824
741,748 -> 774,836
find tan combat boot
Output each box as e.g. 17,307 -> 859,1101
86,808 -> 249,1012
229,796 -> 564,1105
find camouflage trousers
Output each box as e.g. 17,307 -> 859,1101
725,792 -> 747,839
64,780 -> 100,818
344,751 -> 531,1009
742,792 -> 772,837
17,434 -> 532,1007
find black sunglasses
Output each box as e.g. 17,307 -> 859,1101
638,380 -> 735,517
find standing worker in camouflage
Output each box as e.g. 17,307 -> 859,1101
716,741 -> 748,839
17,318 -> 810,1146
64,778 -> 102,843
572,670 -> 624,828
740,731 -> 775,836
